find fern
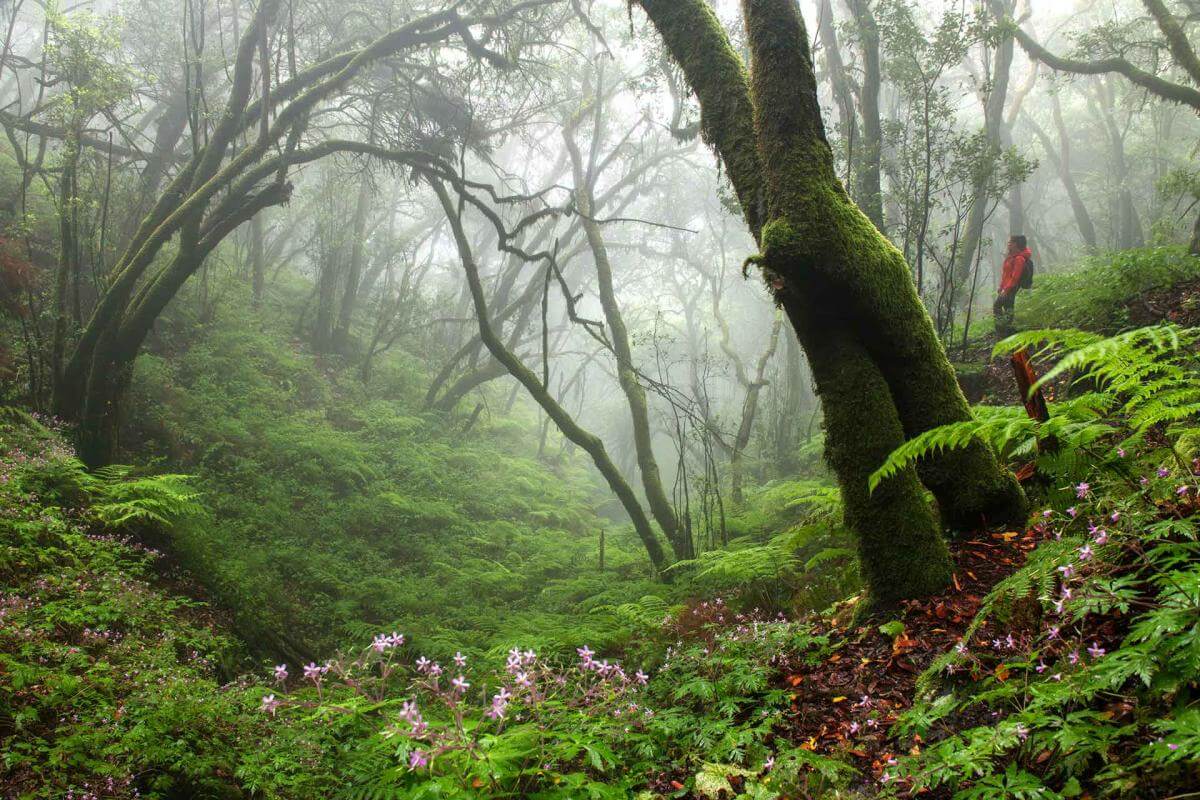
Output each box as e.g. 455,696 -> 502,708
874,325 -> 1200,493
88,466 -> 202,527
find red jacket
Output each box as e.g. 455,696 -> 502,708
1000,247 -> 1032,294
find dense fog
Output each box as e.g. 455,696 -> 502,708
1,1 -> 1199,797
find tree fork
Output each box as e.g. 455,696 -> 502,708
743,0 -> 1026,532
633,0 -> 1024,536
431,179 -> 669,571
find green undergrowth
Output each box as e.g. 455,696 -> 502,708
0,411 -> 851,799
5,319 -> 1200,798
1015,246 -> 1200,334
127,288 -> 664,663
869,324 -> 1200,797
123,282 -> 852,671
0,410 -> 264,798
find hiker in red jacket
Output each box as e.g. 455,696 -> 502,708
994,235 -> 1033,337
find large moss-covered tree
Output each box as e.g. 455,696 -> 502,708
43,0 -> 560,465
632,0 -> 1026,607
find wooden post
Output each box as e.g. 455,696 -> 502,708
1010,348 -> 1057,482
1011,349 -> 1049,423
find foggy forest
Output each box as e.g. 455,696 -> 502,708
2,0 -> 1200,797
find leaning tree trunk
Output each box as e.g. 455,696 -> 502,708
635,0 -> 1025,607
565,117 -> 690,560
431,180 -> 669,571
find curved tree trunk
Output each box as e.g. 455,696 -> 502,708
565,111 -> 690,560
635,0 -> 1025,606
431,180 -> 668,570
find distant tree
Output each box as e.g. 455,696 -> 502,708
25,0 -> 561,464
1012,0 -> 1200,252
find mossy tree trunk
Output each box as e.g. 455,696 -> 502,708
634,0 -> 1025,606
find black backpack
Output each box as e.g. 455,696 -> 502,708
1019,256 -> 1034,290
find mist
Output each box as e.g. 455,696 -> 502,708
1,0 -> 1198,797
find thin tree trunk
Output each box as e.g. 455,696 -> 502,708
1023,101 -> 1097,249
954,0 -> 1015,293
431,180 -> 668,570
51,136 -> 80,387
332,106 -> 380,352
565,111 -> 689,559
249,212 -> 266,307
730,313 -> 782,505
817,0 -> 859,187
846,0 -> 884,232
1094,77 -> 1144,249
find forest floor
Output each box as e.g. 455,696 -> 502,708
776,530 -> 1041,790
651,524 -> 1049,798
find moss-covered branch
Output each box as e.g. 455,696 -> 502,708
1012,24 -> 1200,112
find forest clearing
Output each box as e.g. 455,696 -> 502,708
2,0 -> 1200,797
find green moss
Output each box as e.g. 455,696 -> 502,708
760,218 -> 804,258
742,0 -> 1027,531
801,317 -> 953,607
